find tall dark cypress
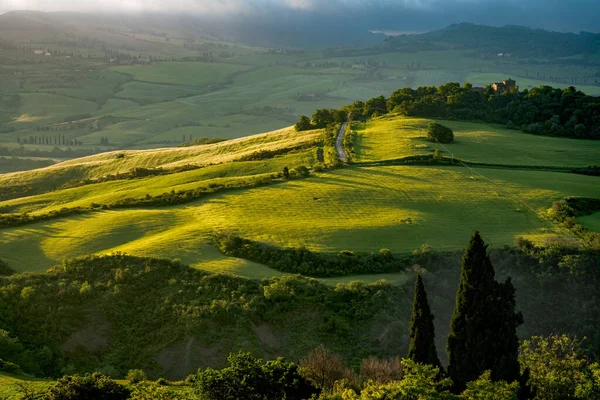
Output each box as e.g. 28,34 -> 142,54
447,231 -> 523,391
407,273 -> 441,368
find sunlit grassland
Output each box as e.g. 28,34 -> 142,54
353,116 -> 600,167
0,150 -> 317,215
0,126 -> 321,196
112,62 -> 252,86
0,372 -> 51,397
2,166 -> 597,279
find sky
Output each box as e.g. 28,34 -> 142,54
0,0 -> 598,33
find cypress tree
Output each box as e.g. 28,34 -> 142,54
407,273 -> 441,368
446,231 -> 523,391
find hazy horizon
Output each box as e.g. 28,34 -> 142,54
0,0 -> 599,33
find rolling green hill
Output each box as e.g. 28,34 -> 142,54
1,115 -> 598,279
2,12 -> 599,168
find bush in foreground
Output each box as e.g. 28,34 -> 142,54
194,352 -> 317,400
44,373 -> 130,400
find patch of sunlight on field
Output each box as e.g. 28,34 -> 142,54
354,116 -> 600,167
0,126 -> 321,203
2,166 -> 597,278
0,150 -> 317,215
14,113 -> 43,123
0,373 -> 51,398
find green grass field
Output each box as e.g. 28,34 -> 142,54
113,62 -> 252,86
2,165 -> 597,279
353,116 -> 600,167
1,116 -> 598,282
579,213 -> 600,233
9,93 -> 98,129
0,372 -> 51,398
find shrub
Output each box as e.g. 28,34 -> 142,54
130,382 -> 181,400
359,356 -> 402,384
44,373 -> 130,400
195,352 -> 316,400
126,369 -> 147,384
427,122 -> 454,144
156,377 -> 169,386
299,345 -> 348,393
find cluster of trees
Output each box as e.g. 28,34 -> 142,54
18,135 -> 82,146
13,233 -> 600,399
296,83 -> 600,140
215,234 -> 407,277
295,109 -> 348,131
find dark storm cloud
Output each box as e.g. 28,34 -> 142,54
1,0 -> 598,32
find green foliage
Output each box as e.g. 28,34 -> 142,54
126,369 -> 147,384
547,197 -> 600,248
447,232 -> 522,391
214,234 -> 408,277
407,274 -> 441,368
519,334 -> 600,400
0,255 -> 407,379
390,84 -> 600,140
296,116 -> 314,132
194,352 -> 316,400
129,381 -> 189,400
44,373 -> 130,400
460,371 -> 519,400
427,123 -> 455,144
322,359 -> 454,400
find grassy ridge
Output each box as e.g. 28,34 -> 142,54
352,116 -> 600,167
0,126 -> 321,201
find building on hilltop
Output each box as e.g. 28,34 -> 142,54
492,78 -> 517,93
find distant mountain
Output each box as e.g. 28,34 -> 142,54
386,23 -> 600,59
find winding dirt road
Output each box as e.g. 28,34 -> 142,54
336,121 -> 348,162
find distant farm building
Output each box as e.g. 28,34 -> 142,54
492,78 -> 517,93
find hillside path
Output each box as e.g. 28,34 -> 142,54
336,121 -> 348,162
